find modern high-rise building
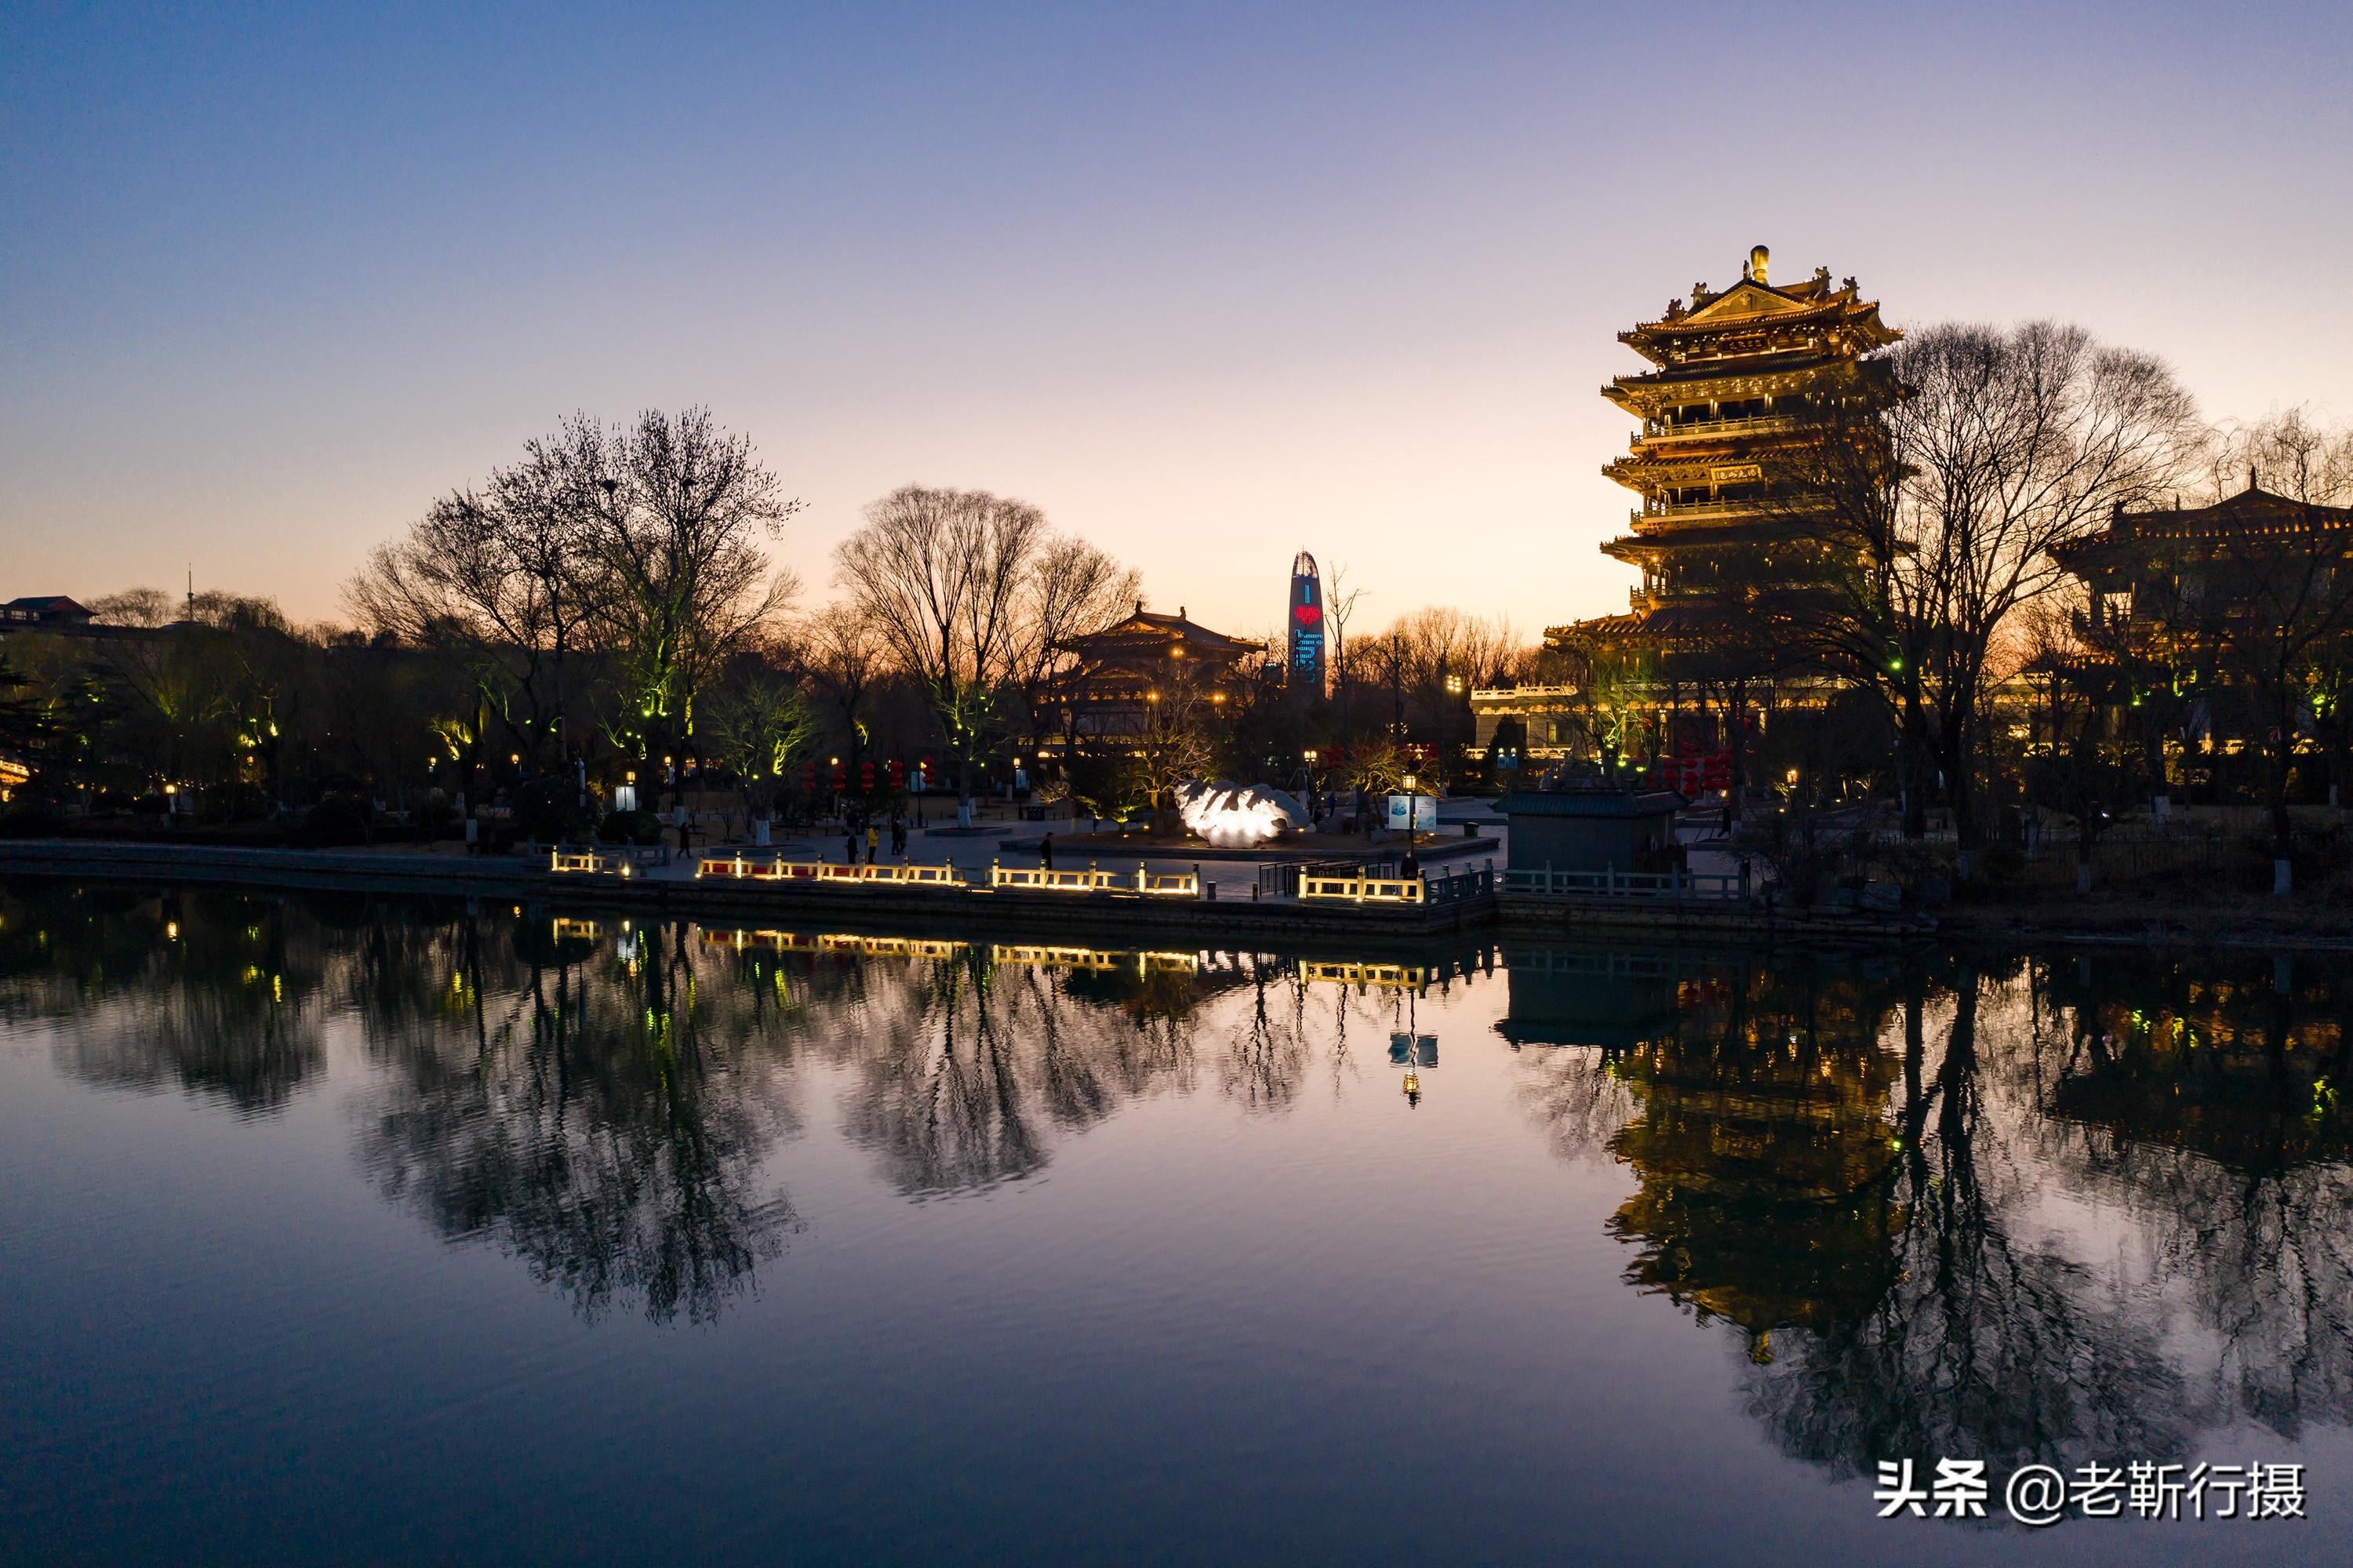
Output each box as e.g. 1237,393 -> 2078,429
1286,551 -> 1327,695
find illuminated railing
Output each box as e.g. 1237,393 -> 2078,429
1630,500 -> 1754,527
703,926 -> 822,951
702,927 -> 961,959
696,854 -> 963,888
1469,684 -> 1579,705
1298,960 -> 1429,989
990,862 -> 1118,893
1299,872 -> 1424,905
551,918 -> 602,941
820,933 -> 959,958
1639,413 -> 1805,442
992,944 -> 1199,975
990,862 -> 1203,897
550,849 -> 635,877
697,853 -> 814,881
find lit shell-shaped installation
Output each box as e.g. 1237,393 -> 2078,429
1173,780 -> 1307,849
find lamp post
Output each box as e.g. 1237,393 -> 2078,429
1402,771 -> 1420,838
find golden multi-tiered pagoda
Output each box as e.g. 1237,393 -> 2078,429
1586,244 -> 1900,657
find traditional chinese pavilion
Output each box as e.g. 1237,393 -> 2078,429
1487,246 -> 1901,773
1038,603 -> 1260,745
1588,244 -> 1900,654
2056,477 -> 2353,664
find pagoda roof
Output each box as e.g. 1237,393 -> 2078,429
1055,605 -> 1258,662
1617,266 -> 1900,369
1543,613 -> 1641,647
2056,482 -> 2353,567
1602,355 -> 1888,414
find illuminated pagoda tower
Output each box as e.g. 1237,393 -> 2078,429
1594,244 -> 1900,657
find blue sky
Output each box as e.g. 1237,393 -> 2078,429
5,0 -> 2348,638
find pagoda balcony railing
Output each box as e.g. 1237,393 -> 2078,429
1632,494 -> 1831,527
1638,412 -> 1808,442
1631,499 -> 1758,526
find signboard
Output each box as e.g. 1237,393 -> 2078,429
1710,464 -> 1762,483
1386,794 -> 1438,834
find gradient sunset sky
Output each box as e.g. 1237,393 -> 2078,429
5,1 -> 2348,642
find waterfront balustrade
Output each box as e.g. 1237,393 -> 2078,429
989,861 -> 1202,897
550,849 -> 629,877
1299,871 -> 1425,905
696,854 -> 964,888
1500,866 -> 1744,900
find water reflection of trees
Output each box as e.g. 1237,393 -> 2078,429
6,889 -> 1497,1322
0,882 -> 327,1113
1744,966 -> 2188,1476
357,917 -> 806,1325
829,948 -> 1248,1195
2021,956 -> 2353,1441
1509,947 -> 2353,1478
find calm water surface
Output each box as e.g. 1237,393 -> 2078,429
2,881 -> 2348,1566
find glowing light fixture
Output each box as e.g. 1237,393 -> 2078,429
1173,780 -> 1306,848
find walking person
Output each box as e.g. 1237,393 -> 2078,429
891,817 -> 907,858
846,826 -> 860,865
866,821 -> 879,863
1039,832 -> 1055,871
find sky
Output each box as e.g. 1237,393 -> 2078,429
5,1 -> 2350,644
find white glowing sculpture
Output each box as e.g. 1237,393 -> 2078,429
1173,780 -> 1307,849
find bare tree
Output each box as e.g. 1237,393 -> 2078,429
1324,560 -> 1366,748
86,588 -> 176,628
1009,533 -> 1138,751
347,420 -> 604,776
1787,322 -> 2200,848
1124,657 -> 1220,827
798,602 -> 886,769
833,486 -> 1046,826
588,409 -> 802,768
705,672 -> 820,836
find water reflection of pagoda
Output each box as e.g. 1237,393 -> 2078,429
1507,955 -> 1910,1355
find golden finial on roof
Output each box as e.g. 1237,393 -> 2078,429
1748,244 -> 1769,284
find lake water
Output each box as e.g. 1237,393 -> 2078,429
2,880 -> 2348,1566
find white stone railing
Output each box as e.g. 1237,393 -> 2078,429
1299,871 -> 1424,905
1500,866 -> 1744,900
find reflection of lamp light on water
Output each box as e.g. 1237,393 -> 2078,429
1390,1029 -> 1437,1105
